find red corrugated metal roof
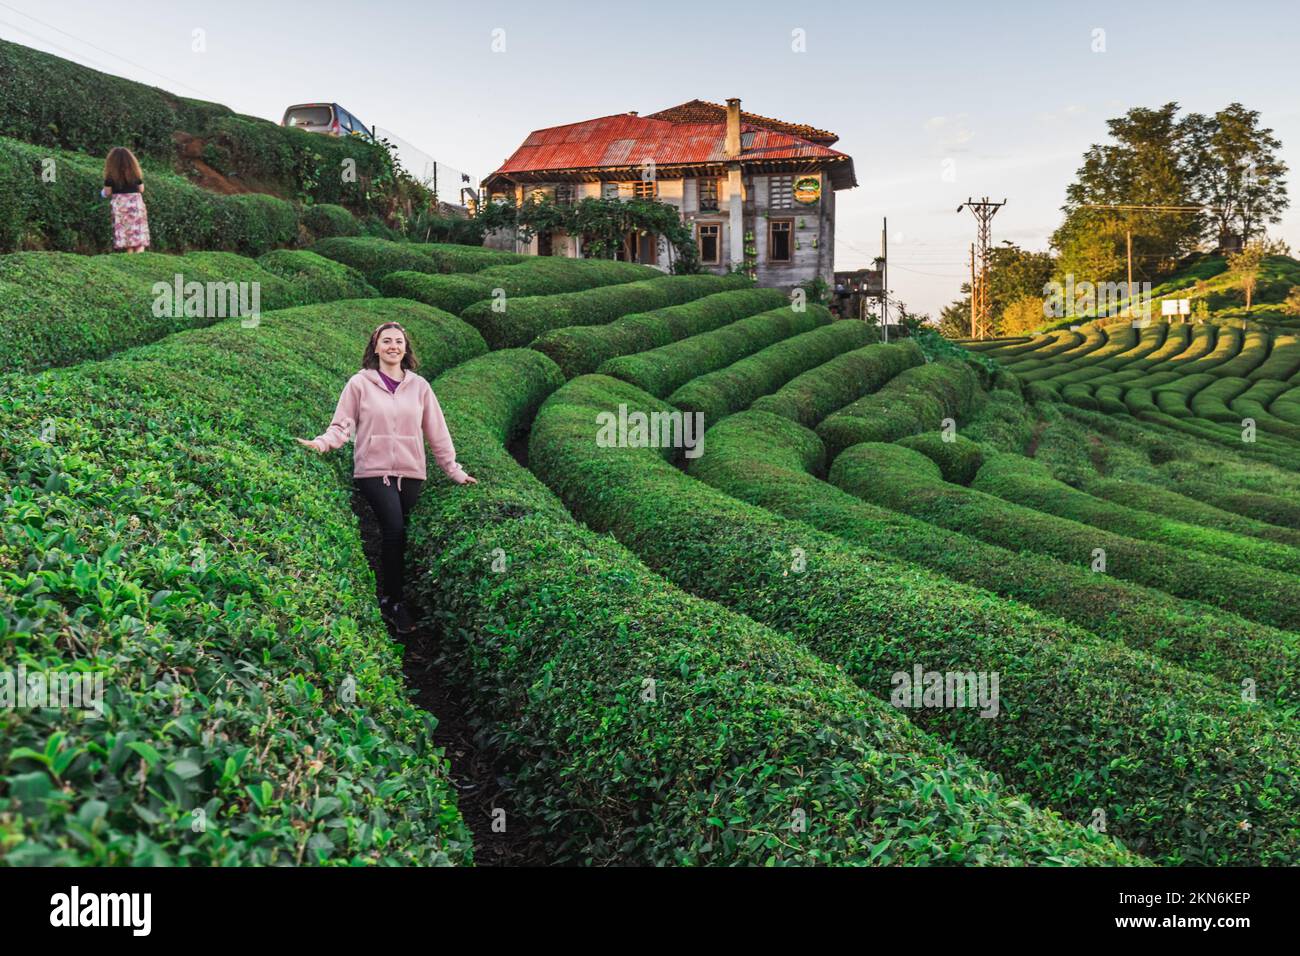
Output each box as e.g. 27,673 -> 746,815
646,99 -> 839,145
488,112 -> 852,180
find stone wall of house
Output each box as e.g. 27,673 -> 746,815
483,170 -> 837,289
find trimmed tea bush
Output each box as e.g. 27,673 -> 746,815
401,353 -> 1135,866
897,432 -> 985,485
597,305 -> 831,397
832,442 -> 1300,631
407,243 -> 529,273
527,373 -> 1300,865
688,409 -> 1300,701
0,249 -> 373,373
461,274 -> 748,350
380,257 -> 656,315
531,288 -> 788,378
815,359 -> 986,464
302,204 -> 360,239
971,454 -> 1300,575
668,321 -> 875,423
0,298 -> 485,864
0,137 -> 300,255
0,38 -> 406,220
749,340 -> 924,428
255,249 -> 376,301
311,237 -> 523,285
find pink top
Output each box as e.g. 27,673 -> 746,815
309,368 -> 469,490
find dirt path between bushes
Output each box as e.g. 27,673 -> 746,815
350,488 -> 548,867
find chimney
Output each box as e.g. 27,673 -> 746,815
628,111 -> 638,116
724,97 -> 741,159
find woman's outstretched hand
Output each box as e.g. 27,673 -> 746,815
296,437 -> 323,453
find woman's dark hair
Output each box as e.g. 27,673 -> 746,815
103,146 -> 143,191
362,322 -> 420,371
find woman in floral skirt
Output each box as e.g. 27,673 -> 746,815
101,146 -> 150,253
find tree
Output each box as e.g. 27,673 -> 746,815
1184,104 -> 1289,249
1000,295 -> 1049,335
936,242 -> 1055,338
1227,238 -> 1288,310
1054,102 -> 1290,281
1284,286 -> 1300,317
938,297 -> 971,338
1053,104 -> 1201,284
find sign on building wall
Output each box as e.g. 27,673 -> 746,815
793,175 -> 821,205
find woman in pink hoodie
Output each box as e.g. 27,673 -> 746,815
297,321 -> 477,633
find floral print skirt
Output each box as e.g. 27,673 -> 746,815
111,192 -> 151,250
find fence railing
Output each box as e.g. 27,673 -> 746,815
373,126 -> 477,208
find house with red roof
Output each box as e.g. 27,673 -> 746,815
481,98 -> 856,289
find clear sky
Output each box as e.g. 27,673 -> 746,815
4,0 -> 1298,316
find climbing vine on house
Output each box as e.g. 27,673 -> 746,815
476,196 -> 701,273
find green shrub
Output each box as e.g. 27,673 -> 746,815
0,39 -> 410,219
302,204 -> 359,239
527,373 -> 1300,864
311,238 -> 445,284
832,441 -> 1300,631
1084,477 -> 1300,550
0,37 -> 183,162
402,353 -> 1135,865
380,257 -> 654,315
0,137 -> 301,255
407,244 -> 529,273
897,432 -> 985,485
0,249 -> 369,373
461,274 -> 748,350
689,409 -> 1300,699
530,289 -> 788,378
256,250 -> 376,301
749,340 -> 924,428
669,321 -> 875,423
597,305 -> 831,397
815,359 -> 986,464
311,238 -> 523,285
0,298 -> 483,864
970,453 -> 1300,575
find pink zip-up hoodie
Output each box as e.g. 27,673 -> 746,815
308,367 -> 469,490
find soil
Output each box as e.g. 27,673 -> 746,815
349,487 -> 547,866
1024,418 -> 1049,457
171,131 -> 253,196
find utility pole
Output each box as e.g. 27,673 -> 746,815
969,244 -> 978,338
881,217 -> 889,344
957,197 -> 1007,339
1125,228 -> 1133,317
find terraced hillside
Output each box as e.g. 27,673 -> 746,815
967,317 -> 1300,463
4,240 -> 1297,867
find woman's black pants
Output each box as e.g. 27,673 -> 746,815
354,475 -> 424,602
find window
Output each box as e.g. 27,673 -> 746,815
698,178 -> 720,212
555,183 -> 575,206
632,179 -> 657,199
697,223 -> 721,264
601,182 -> 621,200
769,175 -> 794,210
284,106 -> 333,128
769,220 -> 793,263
